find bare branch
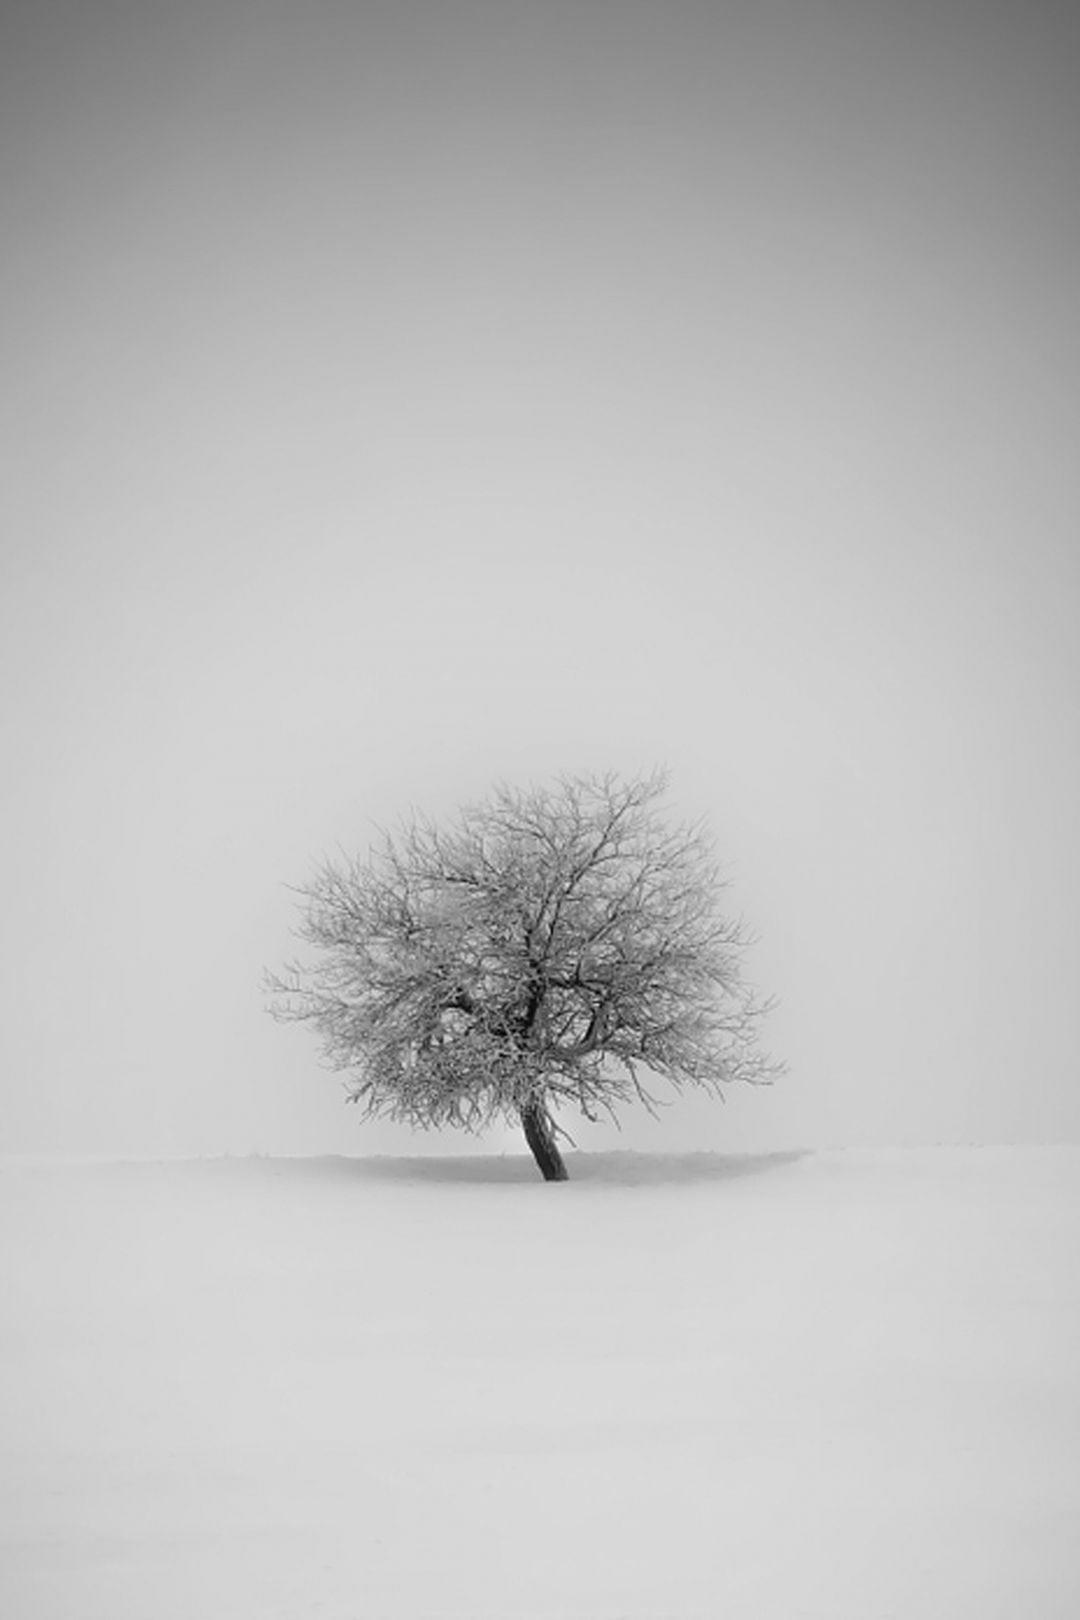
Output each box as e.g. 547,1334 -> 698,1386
264,769 -> 782,1152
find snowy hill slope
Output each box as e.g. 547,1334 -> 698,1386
2,1148 -> 1078,1619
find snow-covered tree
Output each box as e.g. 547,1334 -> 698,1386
266,770 -> 780,1180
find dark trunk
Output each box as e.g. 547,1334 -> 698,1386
521,1097 -> 568,1182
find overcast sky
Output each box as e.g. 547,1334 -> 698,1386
2,0 -> 1077,1158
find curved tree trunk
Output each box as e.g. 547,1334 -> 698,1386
521,1096 -> 568,1181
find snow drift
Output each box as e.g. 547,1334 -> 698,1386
2,1147 -> 1077,1618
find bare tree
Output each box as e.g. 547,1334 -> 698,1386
266,770 -> 780,1180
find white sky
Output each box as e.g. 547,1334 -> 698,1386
2,0 -> 1078,1156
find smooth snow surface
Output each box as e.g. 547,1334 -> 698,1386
2,1148 -> 1078,1619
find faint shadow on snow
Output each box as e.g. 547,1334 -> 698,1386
318,1149 -> 810,1186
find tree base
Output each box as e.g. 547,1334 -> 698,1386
521,1098 -> 568,1181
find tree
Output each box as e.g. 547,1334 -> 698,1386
266,770 -> 780,1181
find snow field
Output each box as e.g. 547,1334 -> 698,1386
2,1147 -> 1078,1618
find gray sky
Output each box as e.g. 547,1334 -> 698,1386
2,0 -> 1077,1157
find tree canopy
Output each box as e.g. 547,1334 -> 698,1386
267,770 -> 780,1179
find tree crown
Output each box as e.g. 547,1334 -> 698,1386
267,770 -> 780,1135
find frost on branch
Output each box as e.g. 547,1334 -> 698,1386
266,769 -> 781,1179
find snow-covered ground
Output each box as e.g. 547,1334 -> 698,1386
2,1147 -> 1077,1619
